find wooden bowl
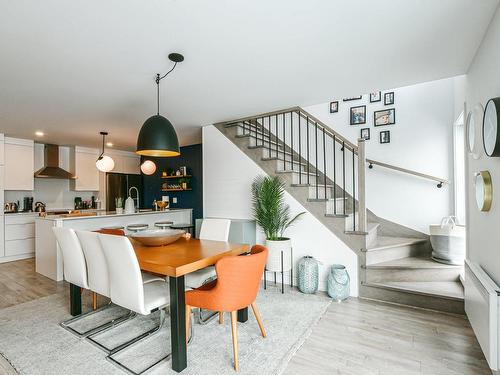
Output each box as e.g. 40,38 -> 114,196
131,229 -> 185,247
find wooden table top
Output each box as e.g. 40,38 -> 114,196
132,237 -> 249,277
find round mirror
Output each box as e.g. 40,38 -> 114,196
467,104 -> 483,159
474,171 -> 492,212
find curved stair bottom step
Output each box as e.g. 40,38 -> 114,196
360,281 -> 464,315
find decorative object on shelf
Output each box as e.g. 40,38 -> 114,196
252,175 -> 305,294
430,216 -> 465,265
140,160 -> 157,175
327,264 -> 350,301
474,170 -> 492,212
370,91 -> 381,103
350,105 -> 366,125
343,96 -> 362,101
297,256 -> 319,294
483,97 -> 500,157
136,53 -> 184,157
384,92 -> 394,105
329,101 -> 338,113
374,108 -> 395,126
162,171 -> 167,177
95,132 -> 115,172
379,130 -> 390,144
115,197 -> 123,214
466,104 -> 483,160
180,166 -> 187,175
178,177 -> 190,190
360,128 -> 370,140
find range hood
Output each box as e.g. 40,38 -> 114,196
34,144 -> 77,179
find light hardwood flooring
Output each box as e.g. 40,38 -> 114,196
0,259 -> 492,375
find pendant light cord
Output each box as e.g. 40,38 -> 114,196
156,61 -> 178,116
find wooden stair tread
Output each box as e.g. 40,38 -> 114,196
365,257 -> 463,270
365,236 -> 427,252
362,281 -> 464,301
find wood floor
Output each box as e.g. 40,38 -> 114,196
0,259 -> 492,375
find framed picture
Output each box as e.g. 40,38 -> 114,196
360,128 -> 370,140
329,101 -> 338,113
343,96 -> 362,102
374,108 -> 395,126
380,130 -> 391,144
384,92 -> 394,105
370,91 -> 381,103
350,105 -> 366,125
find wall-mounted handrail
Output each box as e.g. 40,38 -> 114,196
366,158 -> 448,186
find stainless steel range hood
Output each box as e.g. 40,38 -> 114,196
34,144 -> 77,179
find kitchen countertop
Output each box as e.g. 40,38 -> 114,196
36,208 -> 192,221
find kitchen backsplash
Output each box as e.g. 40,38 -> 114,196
5,178 -> 94,210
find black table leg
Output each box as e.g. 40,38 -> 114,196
237,307 -> 248,323
169,276 -> 187,373
69,283 -> 81,316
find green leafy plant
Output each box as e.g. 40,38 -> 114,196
252,175 -> 305,241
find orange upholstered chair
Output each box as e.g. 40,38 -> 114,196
185,244 -> 268,371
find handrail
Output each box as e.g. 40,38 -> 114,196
219,106 -> 449,187
366,158 -> 448,186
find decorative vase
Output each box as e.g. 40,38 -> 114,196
327,264 -> 350,301
297,256 -> 319,294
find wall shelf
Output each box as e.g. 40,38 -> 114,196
161,188 -> 192,192
161,175 -> 192,179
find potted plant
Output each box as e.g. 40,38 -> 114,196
179,177 -> 189,190
252,176 -> 304,281
115,197 -> 123,214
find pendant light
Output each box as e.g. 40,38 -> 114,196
136,53 -> 184,157
96,131 -> 115,172
140,160 -> 157,175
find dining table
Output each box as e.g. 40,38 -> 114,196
68,236 -> 250,373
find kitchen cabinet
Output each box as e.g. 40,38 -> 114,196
109,151 -> 141,174
0,133 -> 5,165
4,137 -> 34,191
70,146 -> 100,191
4,213 -> 37,259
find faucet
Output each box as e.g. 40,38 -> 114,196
128,186 -> 140,213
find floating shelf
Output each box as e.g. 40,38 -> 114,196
161,188 -> 192,192
161,175 -> 192,179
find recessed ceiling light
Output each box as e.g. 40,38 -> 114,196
106,142 -> 113,147
35,131 -> 44,137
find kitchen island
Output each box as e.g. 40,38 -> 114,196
35,209 -> 192,281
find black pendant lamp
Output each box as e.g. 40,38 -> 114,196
136,53 -> 184,157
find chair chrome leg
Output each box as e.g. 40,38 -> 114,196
60,302 -> 133,338
105,308 -> 194,375
197,308 -> 218,325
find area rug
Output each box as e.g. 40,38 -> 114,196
0,287 -> 330,375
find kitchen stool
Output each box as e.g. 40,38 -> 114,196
154,221 -> 173,230
126,224 -> 149,233
170,223 -> 194,236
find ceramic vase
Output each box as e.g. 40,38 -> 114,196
297,256 -> 319,294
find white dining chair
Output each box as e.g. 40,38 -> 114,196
97,233 -> 173,374
185,218 -> 231,324
53,227 -> 126,338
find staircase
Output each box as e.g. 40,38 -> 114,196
214,106 -> 464,314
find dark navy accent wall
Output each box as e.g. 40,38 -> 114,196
142,144 -> 203,221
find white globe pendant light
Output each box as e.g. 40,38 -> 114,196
140,160 -> 157,175
96,132 -> 115,172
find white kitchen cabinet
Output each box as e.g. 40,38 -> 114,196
4,137 -> 34,191
122,155 -> 140,174
0,216 -> 4,258
4,213 -> 37,259
70,146 -> 100,191
109,151 -> 141,174
0,133 -> 5,165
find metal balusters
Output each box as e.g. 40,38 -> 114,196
342,141 -> 346,216
282,113 -> 286,171
275,114 -> 278,158
315,122 -> 318,200
333,135 -> 337,215
267,116 -> 271,157
290,111 -> 294,172
352,150 -> 356,231
298,111 -> 302,184
306,116 -> 310,185
323,128 -> 327,201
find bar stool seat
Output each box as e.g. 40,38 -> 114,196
154,221 -> 173,230
169,223 -> 194,235
126,224 -> 149,232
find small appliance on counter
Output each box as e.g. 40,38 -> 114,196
4,202 -> 19,213
23,197 -> 34,212
34,202 -> 46,213
74,197 -> 82,210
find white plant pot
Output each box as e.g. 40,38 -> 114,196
116,207 -> 123,214
265,238 -> 292,272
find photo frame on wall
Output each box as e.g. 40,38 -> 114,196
380,130 -> 391,144
374,108 -> 395,126
360,128 -> 370,140
370,91 -> 381,103
329,101 -> 338,113
350,105 -> 366,125
384,92 -> 394,105
343,96 -> 362,102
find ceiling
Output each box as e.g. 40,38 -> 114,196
0,0 -> 497,150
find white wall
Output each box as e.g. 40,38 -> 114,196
465,4 -> 500,286
303,76 -> 464,233
202,125 -> 358,295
